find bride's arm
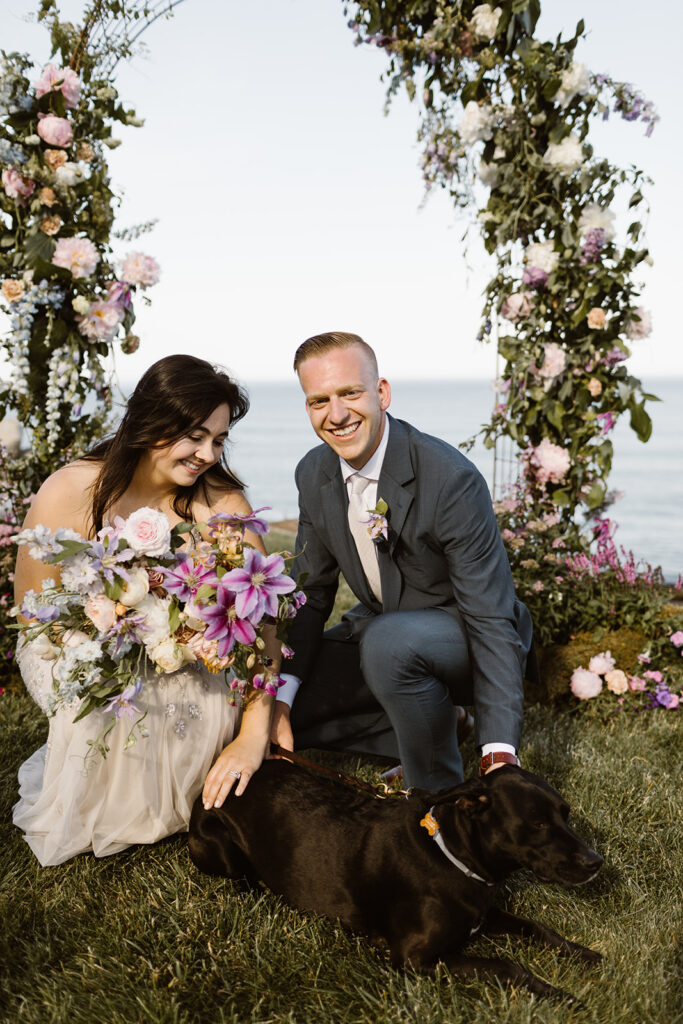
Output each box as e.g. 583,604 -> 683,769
14,463 -> 95,615
200,488 -> 284,808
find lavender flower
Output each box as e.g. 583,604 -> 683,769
580,228 -> 606,265
162,558 -> 218,602
522,266 -> 549,288
221,548 -> 296,623
200,583 -> 257,657
105,678 -> 143,721
208,507 -> 270,537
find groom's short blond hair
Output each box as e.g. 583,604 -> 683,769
293,332 -> 379,375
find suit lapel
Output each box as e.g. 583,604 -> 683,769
376,417 -> 415,612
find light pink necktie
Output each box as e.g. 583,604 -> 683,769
347,473 -> 382,602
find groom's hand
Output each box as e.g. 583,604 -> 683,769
270,701 -> 294,754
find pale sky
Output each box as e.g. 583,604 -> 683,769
2,0 -> 682,386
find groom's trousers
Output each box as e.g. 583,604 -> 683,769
289,607 -> 475,790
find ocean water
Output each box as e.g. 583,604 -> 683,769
227,378 -> 683,581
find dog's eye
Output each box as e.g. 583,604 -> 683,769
532,822 -> 549,831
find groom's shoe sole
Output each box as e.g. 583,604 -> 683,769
379,707 -> 475,782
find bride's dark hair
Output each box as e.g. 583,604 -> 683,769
85,354 -> 250,532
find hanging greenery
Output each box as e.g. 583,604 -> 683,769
346,0 -> 657,523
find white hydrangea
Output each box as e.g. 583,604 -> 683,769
578,203 -> 616,241
543,134 -> 584,173
469,4 -> 503,39
458,101 -> 496,146
525,240 -> 559,273
555,63 -> 592,107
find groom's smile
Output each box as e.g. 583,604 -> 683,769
298,343 -> 391,470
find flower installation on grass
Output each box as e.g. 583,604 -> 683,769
13,506 -> 305,755
570,641 -> 682,712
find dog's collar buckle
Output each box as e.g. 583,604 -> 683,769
420,806 -> 494,887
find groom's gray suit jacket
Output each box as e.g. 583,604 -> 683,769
287,414 -> 530,748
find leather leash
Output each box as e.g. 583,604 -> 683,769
269,742 -> 407,799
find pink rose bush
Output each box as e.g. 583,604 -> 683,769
13,507 -> 305,749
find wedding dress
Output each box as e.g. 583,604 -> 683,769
13,639 -> 239,866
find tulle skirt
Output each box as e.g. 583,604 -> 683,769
13,641 -> 239,866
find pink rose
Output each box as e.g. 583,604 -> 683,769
37,114 -> 73,148
35,64 -> 81,108
2,168 -> 36,202
588,650 -> 615,675
605,669 -> 628,695
121,507 -> 172,558
501,292 -> 534,323
122,252 -> 160,288
530,438 -> 571,485
587,307 -> 606,330
570,667 -> 603,700
52,236 -> 99,278
84,593 -> 117,632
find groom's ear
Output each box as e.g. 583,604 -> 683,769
378,378 -> 391,410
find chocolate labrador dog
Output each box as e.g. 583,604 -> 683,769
189,761 -> 602,1001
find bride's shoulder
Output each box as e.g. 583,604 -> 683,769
24,460 -> 100,532
198,482 -> 252,521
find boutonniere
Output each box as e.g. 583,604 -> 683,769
364,498 -> 389,544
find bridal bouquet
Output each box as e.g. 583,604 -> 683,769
14,506 -> 304,732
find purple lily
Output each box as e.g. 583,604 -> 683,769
207,507 -> 270,537
221,547 -> 296,623
200,581 -> 257,658
105,678 -> 142,721
161,557 -> 218,602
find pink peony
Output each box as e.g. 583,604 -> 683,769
2,168 -> 36,202
122,252 -> 160,288
52,236 -> 99,278
570,667 -> 603,700
121,507 -> 172,558
538,342 -> 566,382
501,292 -> 534,323
605,669 -> 628,695
35,64 -> 81,108
76,300 -> 124,340
671,631 -> 683,648
625,307 -> 652,340
531,438 -> 571,485
37,114 -> 73,148
588,650 -> 615,675
84,593 -> 117,632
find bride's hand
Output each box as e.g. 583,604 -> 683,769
202,732 -> 268,808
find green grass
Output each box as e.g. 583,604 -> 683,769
2,544 -> 682,1023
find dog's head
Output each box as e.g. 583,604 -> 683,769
433,767 -> 602,886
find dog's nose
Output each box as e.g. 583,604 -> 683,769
579,849 -> 603,872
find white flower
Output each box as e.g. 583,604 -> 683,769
543,134 -> 584,173
84,593 -> 117,632
30,633 -> 60,661
54,161 -> 86,187
458,101 -> 496,146
555,62 -> 592,107
605,669 -> 629,695
136,594 -> 172,649
578,203 -> 616,241
469,4 -> 502,39
72,295 -> 91,315
73,639 -> 104,662
625,307 -> 652,340
538,342 -> 566,384
63,628 -> 91,648
588,650 -> 616,675
149,636 -> 187,673
121,507 -> 172,558
525,240 -> 559,274
118,566 -> 150,607
60,553 -> 102,595
570,667 -> 603,700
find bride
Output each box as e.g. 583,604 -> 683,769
13,354 -> 283,866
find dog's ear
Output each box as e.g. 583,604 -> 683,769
433,776 -> 487,809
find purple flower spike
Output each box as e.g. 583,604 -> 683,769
162,558 -> 218,602
221,548 -> 296,623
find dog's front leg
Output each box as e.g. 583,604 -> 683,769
437,952 -> 578,1003
484,907 -> 602,963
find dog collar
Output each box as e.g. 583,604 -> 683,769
420,808 -> 494,886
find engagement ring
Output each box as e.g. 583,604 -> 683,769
228,770 -> 241,779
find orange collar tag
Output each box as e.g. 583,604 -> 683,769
420,811 -> 439,837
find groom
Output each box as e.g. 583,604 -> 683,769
272,332 -> 534,789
